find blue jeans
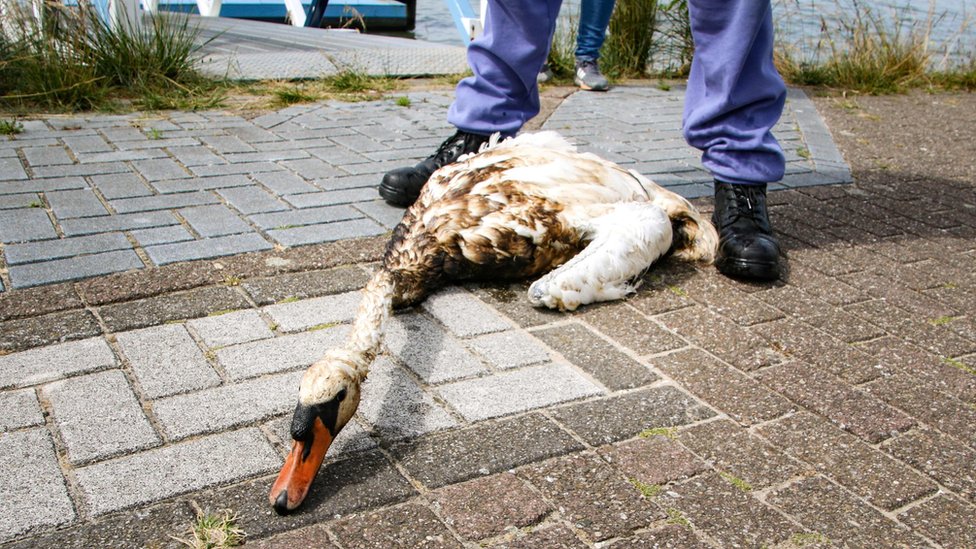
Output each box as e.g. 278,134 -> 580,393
575,0 -> 616,62
449,0 -> 786,184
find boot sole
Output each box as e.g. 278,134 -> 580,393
378,181 -> 417,208
716,257 -> 780,281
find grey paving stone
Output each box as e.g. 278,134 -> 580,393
251,170 -> 319,195
132,158 -> 190,181
167,145 -> 225,167
466,330 -> 551,370
315,173 -> 380,190
385,313 -> 487,384
0,176 -> 86,195
353,199 -> 407,229
9,248 -> 144,288
248,204 -> 362,230
153,174 -> 252,194
153,369 -> 302,440
0,156 -> 28,180
4,499 -> 193,549
0,208 -> 57,243
115,324 -> 220,399
283,187 -> 378,208
190,161 -> 281,178
32,161 -> 129,179
61,211 -> 179,236
550,385 -> 716,446
217,186 -> 290,214
226,124 -> 280,143
0,428 -> 76,542
44,369 -> 159,464
0,193 -> 41,210
178,204 -> 253,237
267,217 -> 386,246
62,135 -> 113,154
215,325 -> 349,380
0,388 -> 44,431
306,145 -> 373,165
392,413 -> 584,489
279,157 -> 344,179
200,135 -> 254,154
263,290 -> 360,333
187,309 -> 274,349
22,145 -> 73,166
438,362 -> 602,422
422,287 -> 513,337
358,357 -> 458,440
110,191 -> 219,214
223,150 -> 309,164
89,172 -> 153,199
0,336 -> 116,389
101,126 -> 148,142
4,232 -> 131,265
129,224 -> 194,247
74,428 -> 280,516
144,232 -> 272,266
77,149 -> 168,164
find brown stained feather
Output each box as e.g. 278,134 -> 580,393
381,154 -> 582,308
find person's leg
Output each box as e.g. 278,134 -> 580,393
380,0 -> 561,207
683,0 -> 786,280
575,0 -> 615,61
574,0 -> 615,91
449,0 -> 562,135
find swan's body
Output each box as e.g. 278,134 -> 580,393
270,132 -> 718,512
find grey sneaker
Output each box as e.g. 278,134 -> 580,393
574,59 -> 609,91
537,63 -> 554,84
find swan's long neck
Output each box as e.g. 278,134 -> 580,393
301,270 -> 394,402
343,269 -> 394,374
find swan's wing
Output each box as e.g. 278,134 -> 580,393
528,202 -> 674,311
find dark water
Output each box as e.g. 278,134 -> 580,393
399,0 -> 972,63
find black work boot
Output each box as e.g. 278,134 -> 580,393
379,130 -> 490,207
712,180 -> 781,281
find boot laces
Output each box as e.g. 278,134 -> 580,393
722,185 -> 770,229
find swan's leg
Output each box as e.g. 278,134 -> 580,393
528,202 -> 674,311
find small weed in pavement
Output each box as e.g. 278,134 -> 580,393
395,96 -> 411,107
666,507 -> 691,528
718,471 -> 753,492
174,510 -> 245,549
639,426 -> 678,439
943,357 -> 976,376
628,478 -> 662,498
0,119 -> 24,135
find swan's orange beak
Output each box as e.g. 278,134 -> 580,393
269,416 -> 333,514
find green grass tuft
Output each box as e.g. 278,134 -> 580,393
174,510 -> 245,549
628,478 -> 662,498
639,426 -> 678,439
943,357 -> 976,376
719,471 -> 753,492
666,507 -> 691,528
0,2 -> 223,112
395,96 -> 411,107
0,119 -> 24,135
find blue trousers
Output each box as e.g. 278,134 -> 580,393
575,0 -> 616,62
448,0 -> 786,185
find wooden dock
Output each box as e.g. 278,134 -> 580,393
191,14 -> 468,80
158,0 -> 410,29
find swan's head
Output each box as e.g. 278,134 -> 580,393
269,350 -> 364,514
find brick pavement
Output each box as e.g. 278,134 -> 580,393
0,90 -> 974,548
